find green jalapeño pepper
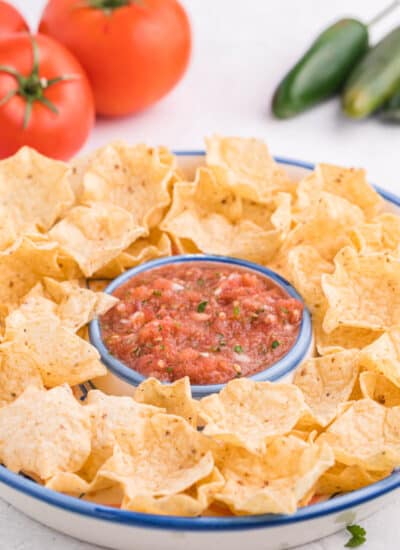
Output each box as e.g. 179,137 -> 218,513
272,19 -> 369,119
343,27 -> 400,119
382,87 -> 400,121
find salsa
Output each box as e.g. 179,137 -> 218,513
100,262 -> 304,385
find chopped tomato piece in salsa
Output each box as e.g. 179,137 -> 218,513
100,262 -> 304,385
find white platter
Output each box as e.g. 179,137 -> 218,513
1,152 -> 399,550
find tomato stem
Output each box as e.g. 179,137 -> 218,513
0,35 -> 80,129
86,0 -> 138,13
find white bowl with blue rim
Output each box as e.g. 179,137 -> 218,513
0,152 -> 399,550
89,255 -> 313,398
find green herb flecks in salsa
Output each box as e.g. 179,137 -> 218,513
197,301 -> 208,313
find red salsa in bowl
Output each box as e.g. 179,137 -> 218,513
100,261 -> 304,385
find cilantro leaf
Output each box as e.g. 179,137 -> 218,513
234,345 -> 243,353
345,524 -> 366,547
197,301 -> 208,313
271,340 -> 280,350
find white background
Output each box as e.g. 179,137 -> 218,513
2,1 -> 400,549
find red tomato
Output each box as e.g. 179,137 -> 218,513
39,0 -> 191,116
0,1 -> 28,35
0,33 -> 94,160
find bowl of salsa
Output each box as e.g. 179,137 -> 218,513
89,255 -> 312,397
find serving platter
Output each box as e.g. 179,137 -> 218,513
0,152 -> 399,550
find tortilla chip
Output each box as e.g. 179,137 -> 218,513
81,390 -> 162,480
200,378 -> 310,453
314,312 -> 381,356
272,245 -> 334,313
214,436 -> 334,515
318,398 -> 400,471
359,371 -> 400,407
87,280 -> 110,292
46,471 -> 92,496
0,386 -> 91,480
3,278 -> 116,337
0,236 -> 67,318
2,289 -> 57,339
278,193 -> 364,262
0,342 -> 43,405
79,142 -> 173,229
205,135 -> 294,202
161,168 -> 284,263
125,468 -> 224,516
293,351 -> 360,427
2,314 -> 106,387
0,147 -> 74,249
322,247 -> 400,333
296,164 -> 383,220
49,202 -> 146,277
42,278 -> 118,331
316,463 -> 390,495
134,377 -> 198,427
238,192 -> 292,235
359,329 -> 400,388
93,230 -> 172,279
94,414 -> 215,512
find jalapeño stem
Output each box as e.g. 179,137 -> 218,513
367,0 -> 400,27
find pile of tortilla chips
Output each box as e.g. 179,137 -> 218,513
0,135 -> 400,517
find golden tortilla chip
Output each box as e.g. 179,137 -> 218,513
49,202 -> 146,277
214,436 -> 334,515
79,142 -> 173,229
200,378 -> 310,453
2,314 -> 106,387
312,311 -> 381,356
205,135 -> 294,202
0,236 -> 67,318
3,278 -> 117,336
359,371 -> 400,407
134,377 -> 198,427
359,329 -> 400,388
278,193 -> 364,262
296,164 -> 383,220
81,390 -> 162,480
42,278 -> 118,332
239,192 -> 292,235
87,280 -> 110,292
294,351 -> 360,427
93,230 -> 172,279
322,247 -> 400,333
0,342 -> 43,405
272,245 -> 334,313
125,468 -> 224,516
316,463 -> 391,495
46,471 -> 92,496
161,168 -> 284,263
3,288 -> 57,339
94,414 -> 215,511
318,398 -> 400,471
0,147 -> 74,249
0,386 -> 91,480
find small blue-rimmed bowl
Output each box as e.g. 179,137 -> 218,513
89,254 -> 312,398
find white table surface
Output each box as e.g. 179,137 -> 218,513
2,1 -> 400,548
